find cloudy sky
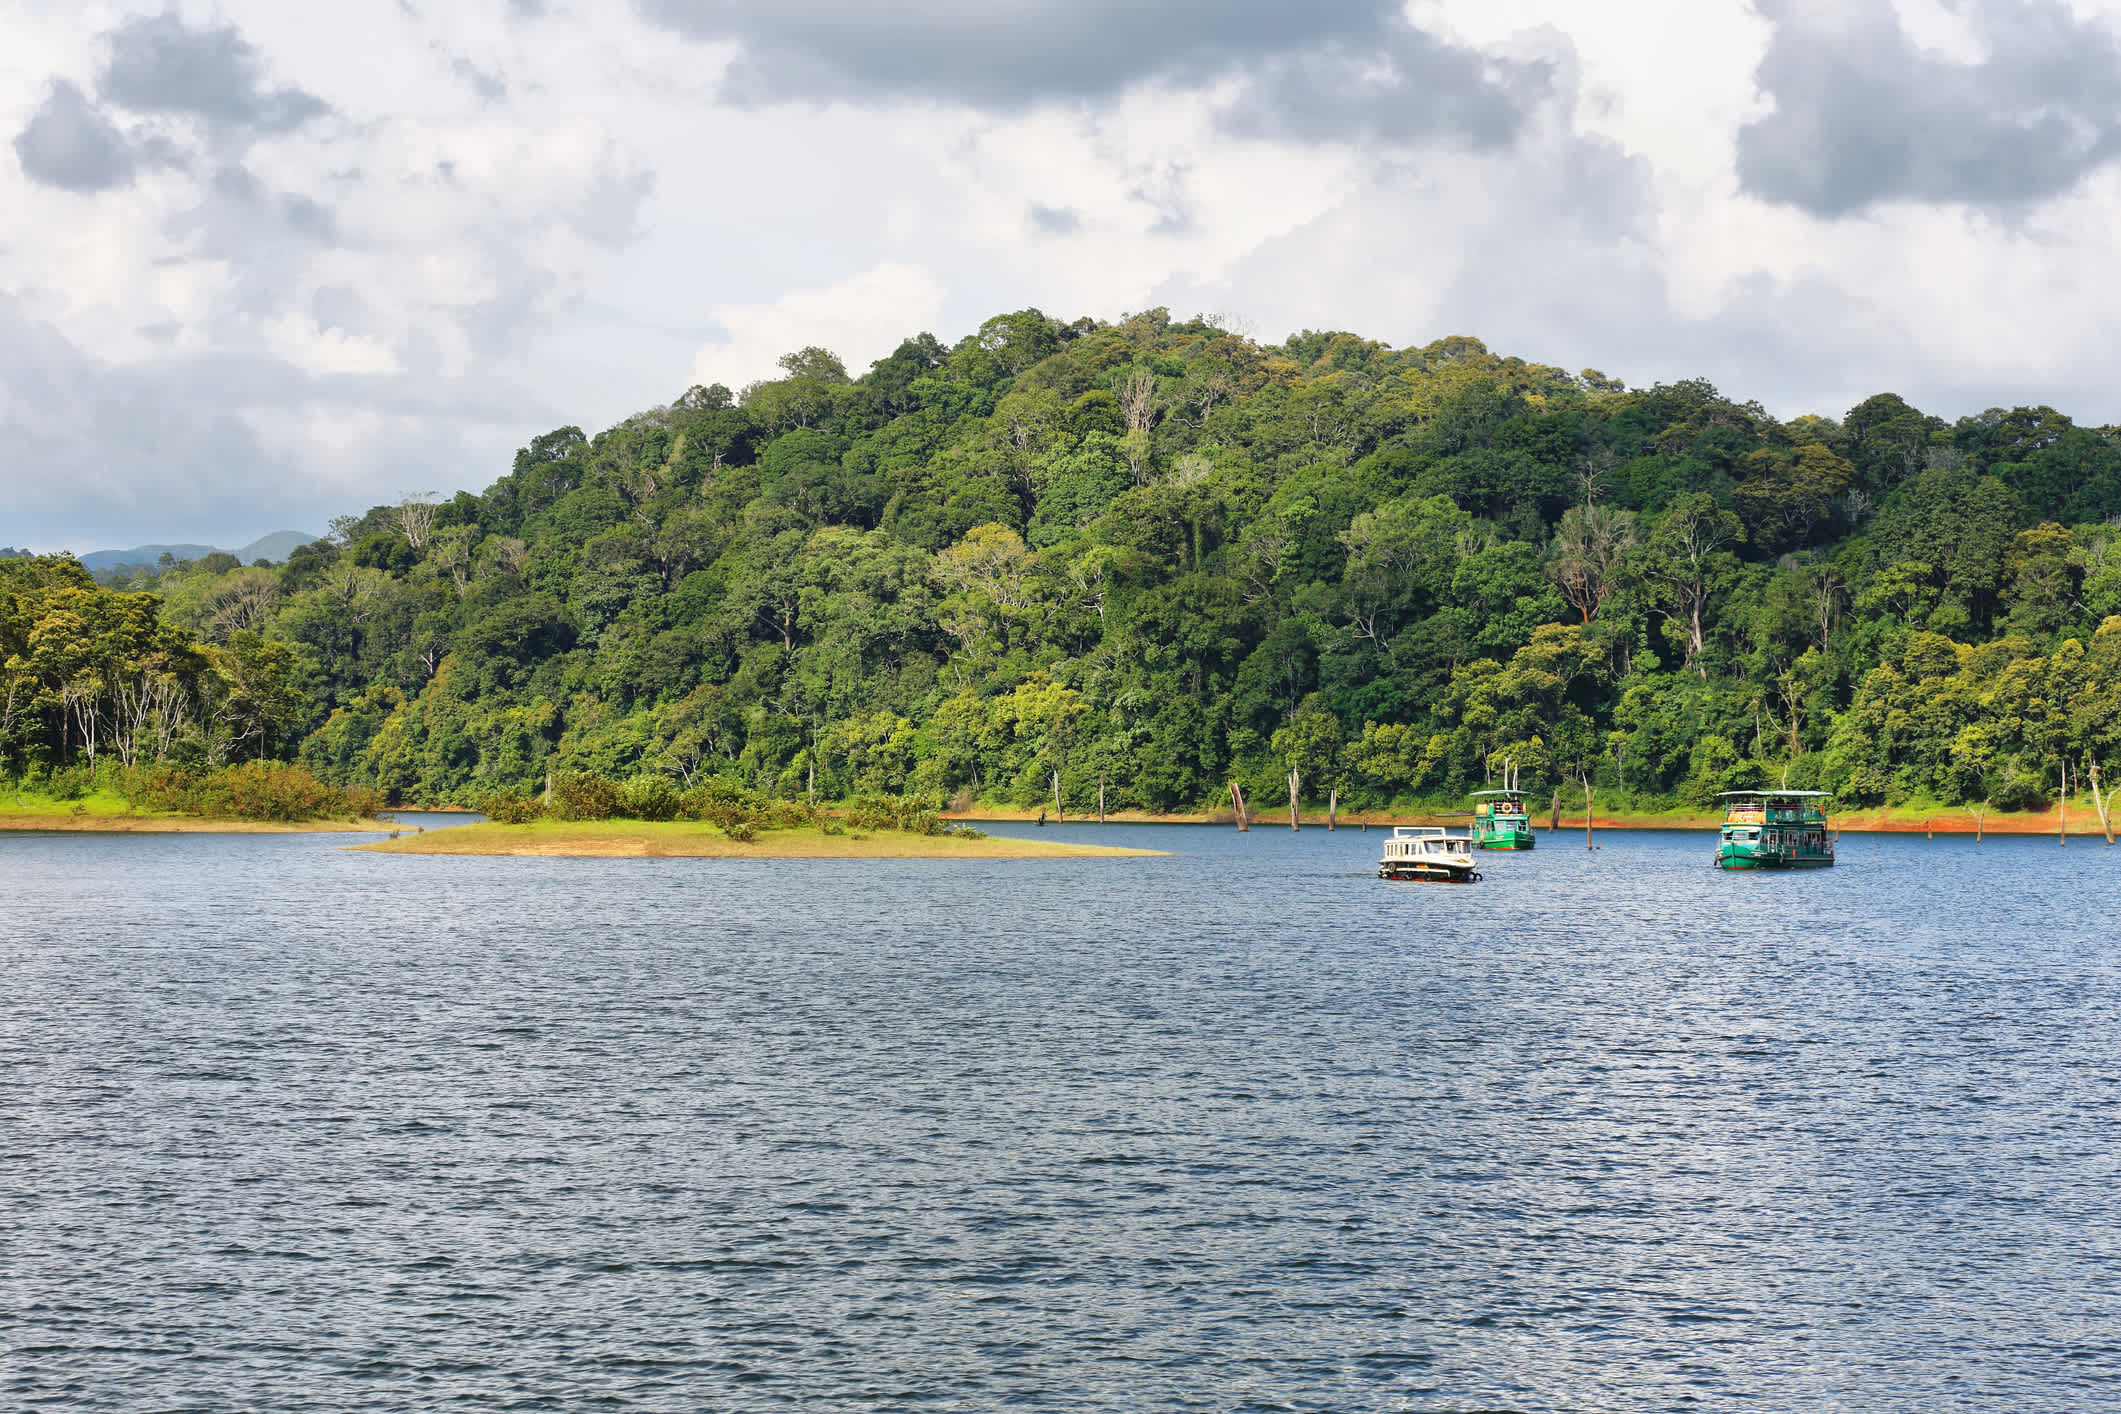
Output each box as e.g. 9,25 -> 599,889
7,0 -> 2121,551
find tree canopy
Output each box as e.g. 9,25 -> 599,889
21,307 -> 2121,812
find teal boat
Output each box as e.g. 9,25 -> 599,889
1714,791 -> 1835,869
1469,789 -> 1535,849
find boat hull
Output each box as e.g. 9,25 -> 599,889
1473,832 -> 1534,850
1714,847 -> 1833,869
1379,861 -> 1481,882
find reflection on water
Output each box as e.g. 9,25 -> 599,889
2,824 -> 2116,1410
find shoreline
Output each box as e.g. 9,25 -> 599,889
946,803 -> 2116,837
0,813 -> 399,834
9,801 -> 2103,841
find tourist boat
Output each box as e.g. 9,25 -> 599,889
1468,789 -> 1535,849
1714,790 -> 1835,869
1379,826 -> 1481,882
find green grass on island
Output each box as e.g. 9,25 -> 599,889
357,818 -> 1166,858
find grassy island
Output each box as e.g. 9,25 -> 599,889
357,819 -> 1164,859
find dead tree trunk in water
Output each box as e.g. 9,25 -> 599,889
1972,801 -> 1986,843
1584,777 -> 1595,851
1053,768 -> 1063,824
1288,767 -> 1301,831
1328,789 -> 1338,830
2061,760 -> 2069,848
1550,787 -> 1561,833
1230,782 -> 1248,831
1098,772 -> 1106,824
2091,763 -> 2115,845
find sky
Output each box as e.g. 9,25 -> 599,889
7,0 -> 2121,552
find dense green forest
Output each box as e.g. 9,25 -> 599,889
9,308 -> 2121,814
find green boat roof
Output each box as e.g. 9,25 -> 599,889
1469,790 -> 1528,799
1717,790 -> 1833,799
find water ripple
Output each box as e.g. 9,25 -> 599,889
2,824 -> 2117,1410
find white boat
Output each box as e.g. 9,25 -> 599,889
1378,826 -> 1481,882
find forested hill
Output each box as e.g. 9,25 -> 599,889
18,308 -> 2121,812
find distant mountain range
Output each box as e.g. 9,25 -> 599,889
76,531 -> 321,572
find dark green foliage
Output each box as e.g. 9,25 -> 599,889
845,793 -> 946,835
124,762 -> 381,821
549,771 -> 618,821
23,310 -> 2121,820
478,786 -> 545,824
617,773 -> 682,821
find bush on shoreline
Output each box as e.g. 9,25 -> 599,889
467,774 -> 982,841
123,762 -> 382,822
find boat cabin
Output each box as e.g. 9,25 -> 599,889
1379,826 -> 1481,882
1714,790 -> 1834,869
1467,789 -> 1534,850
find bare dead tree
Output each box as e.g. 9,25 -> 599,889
110,671 -> 180,768
204,568 -> 282,642
1185,364 -> 1235,426
1114,368 -> 1160,484
62,678 -> 102,772
394,493 -> 440,549
488,536 -> 531,577
1549,504 -> 1636,623
430,525 -> 475,595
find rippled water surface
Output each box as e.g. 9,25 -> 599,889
4,821 -> 2119,1411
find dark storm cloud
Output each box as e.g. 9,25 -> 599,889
1219,24 -> 1546,149
98,11 -> 329,134
13,81 -> 135,192
634,0 -> 1544,145
1739,0 -> 2121,215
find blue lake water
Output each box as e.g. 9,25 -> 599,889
3,822 -> 2117,1411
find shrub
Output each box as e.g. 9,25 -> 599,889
479,786 -> 545,824
680,774 -> 775,838
215,762 -> 346,821
46,765 -> 91,801
845,793 -> 947,835
1989,770 -> 2050,813
124,762 -> 371,822
619,774 -> 682,821
550,771 -> 618,821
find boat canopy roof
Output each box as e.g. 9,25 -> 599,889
1469,790 -> 1528,799
1718,790 -> 1832,799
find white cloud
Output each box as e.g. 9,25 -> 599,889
689,261 -> 944,389
10,0 -> 2121,548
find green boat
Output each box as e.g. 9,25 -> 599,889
1714,790 -> 1835,869
1469,789 -> 1535,850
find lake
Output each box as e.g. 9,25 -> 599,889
3,822 -> 2117,1411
